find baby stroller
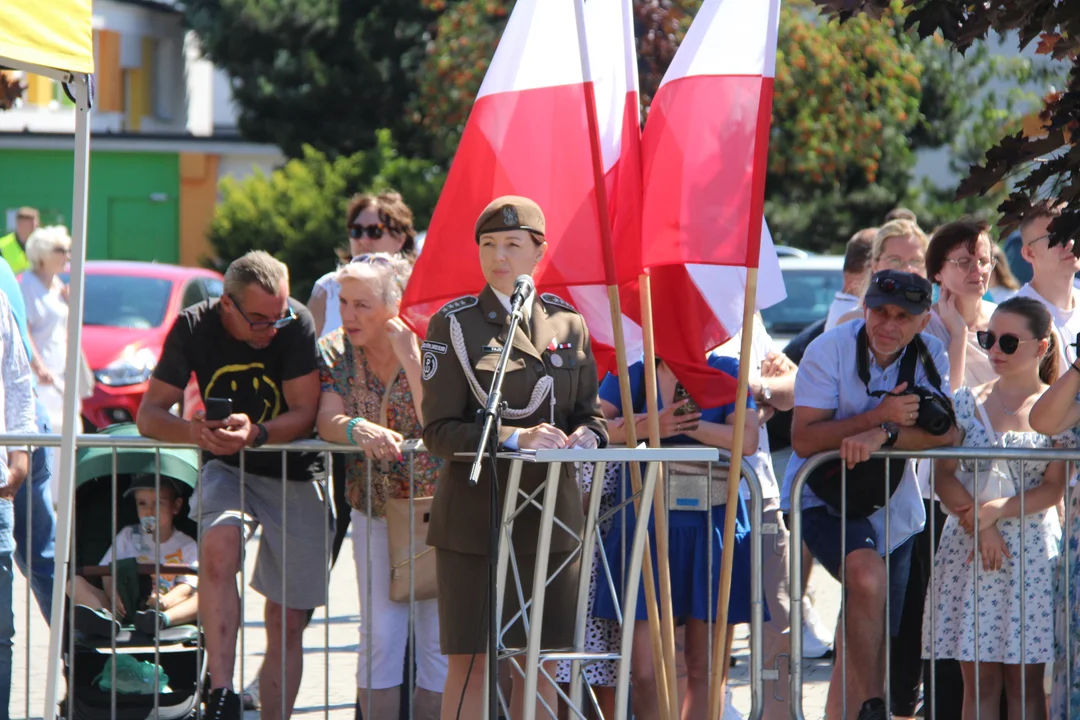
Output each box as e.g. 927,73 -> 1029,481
60,422 -> 205,720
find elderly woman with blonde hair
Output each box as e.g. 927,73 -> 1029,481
19,226 -> 78,433
315,253 -> 444,720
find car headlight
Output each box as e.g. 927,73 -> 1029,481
94,347 -> 157,387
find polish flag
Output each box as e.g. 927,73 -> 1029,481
638,0 -> 785,407
400,0 -> 640,369
556,0 -> 645,372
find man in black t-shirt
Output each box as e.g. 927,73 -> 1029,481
137,251 -> 330,720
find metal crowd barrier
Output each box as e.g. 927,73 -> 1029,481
0,432 -> 767,720
789,446 -> 1079,720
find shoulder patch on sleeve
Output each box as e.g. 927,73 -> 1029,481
540,293 -> 578,313
439,295 -> 479,317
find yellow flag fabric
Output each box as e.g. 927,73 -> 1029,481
0,0 -> 94,74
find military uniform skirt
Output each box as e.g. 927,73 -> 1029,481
435,547 -> 580,655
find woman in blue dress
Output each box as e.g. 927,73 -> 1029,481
593,355 -> 759,720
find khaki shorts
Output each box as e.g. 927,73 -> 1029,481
191,460 -> 334,610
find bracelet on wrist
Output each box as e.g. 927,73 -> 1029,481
345,417 -> 365,445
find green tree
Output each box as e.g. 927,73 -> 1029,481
765,0 -> 1065,249
763,0 -> 925,249
811,0 -> 1080,245
208,130 -> 444,299
183,0 -> 438,159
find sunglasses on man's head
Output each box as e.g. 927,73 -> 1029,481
875,276 -> 929,304
976,330 -> 1038,354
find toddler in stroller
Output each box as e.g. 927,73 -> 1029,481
70,473 -> 199,638
61,423 -> 206,720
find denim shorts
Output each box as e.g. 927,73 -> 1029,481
801,505 -> 913,635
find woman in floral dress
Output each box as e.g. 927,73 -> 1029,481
923,297 -> 1067,720
316,253 -> 444,720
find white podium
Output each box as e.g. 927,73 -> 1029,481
455,445 -> 766,720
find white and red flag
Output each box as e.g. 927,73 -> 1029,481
637,0 -> 785,407
399,0 -> 642,373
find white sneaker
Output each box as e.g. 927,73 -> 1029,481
723,689 -> 745,719
801,595 -> 834,659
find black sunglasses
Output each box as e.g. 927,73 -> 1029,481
228,294 -> 296,331
349,223 -> 388,240
875,275 -> 930,304
976,330 -> 1038,355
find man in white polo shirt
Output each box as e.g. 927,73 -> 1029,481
783,269 -> 961,720
1017,200 -> 1080,368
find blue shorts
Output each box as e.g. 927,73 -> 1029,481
801,505 -> 913,636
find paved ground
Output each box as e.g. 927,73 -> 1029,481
6,530 -> 840,720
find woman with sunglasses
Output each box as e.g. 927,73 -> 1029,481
923,296 -> 1066,720
308,191 -> 419,339
420,196 -> 607,720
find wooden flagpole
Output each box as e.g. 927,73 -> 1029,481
639,273 -> 681,716
606,291 -> 673,720
573,1 -> 672,716
708,267 -> 758,719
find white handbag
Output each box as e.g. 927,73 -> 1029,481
946,399 -> 1016,515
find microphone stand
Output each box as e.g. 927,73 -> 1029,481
469,301 -> 528,720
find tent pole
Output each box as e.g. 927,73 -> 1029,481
44,72 -> 91,720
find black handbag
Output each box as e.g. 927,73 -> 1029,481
805,328 -> 949,519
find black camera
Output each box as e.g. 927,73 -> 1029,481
909,387 -> 954,436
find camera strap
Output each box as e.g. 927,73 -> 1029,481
856,326 -> 946,398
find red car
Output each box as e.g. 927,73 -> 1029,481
71,261 -> 224,431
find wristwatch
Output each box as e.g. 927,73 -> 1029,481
880,422 -> 899,448
252,423 -> 269,448
759,384 -> 773,404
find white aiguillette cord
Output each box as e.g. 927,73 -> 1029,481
449,314 -> 555,422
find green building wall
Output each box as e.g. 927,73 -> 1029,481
0,149 -> 179,263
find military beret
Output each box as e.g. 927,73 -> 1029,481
474,196 -> 546,243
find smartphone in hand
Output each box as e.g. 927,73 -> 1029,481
672,383 -> 701,431
203,397 -> 233,422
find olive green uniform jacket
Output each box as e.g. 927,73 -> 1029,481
421,285 -> 608,556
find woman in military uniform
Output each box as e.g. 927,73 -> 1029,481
421,196 -> 608,719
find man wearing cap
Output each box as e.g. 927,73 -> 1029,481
421,196 -> 607,716
782,270 -> 961,720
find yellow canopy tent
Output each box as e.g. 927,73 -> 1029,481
0,2 -> 94,717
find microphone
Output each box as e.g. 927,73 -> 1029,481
509,274 -> 534,314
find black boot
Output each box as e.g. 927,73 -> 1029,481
205,688 -> 242,720
856,697 -> 889,720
